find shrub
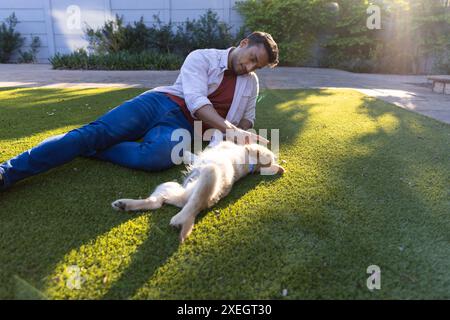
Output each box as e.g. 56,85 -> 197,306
72,9 -> 240,69
367,0 -> 450,74
18,35 -> 41,63
320,0 -> 450,74
173,9 -> 237,55
49,49 -> 184,70
236,0 -> 449,74
320,0 -> 383,72
85,9 -> 238,57
0,13 -> 24,63
235,0 -> 335,66
235,0 -> 383,70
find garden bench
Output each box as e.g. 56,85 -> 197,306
427,76 -> 450,95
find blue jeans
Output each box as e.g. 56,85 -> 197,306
0,91 -> 193,190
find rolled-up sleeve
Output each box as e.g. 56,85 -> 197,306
180,50 -> 213,117
242,73 -> 259,126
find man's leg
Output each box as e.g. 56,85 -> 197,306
91,106 -> 194,172
0,91 -> 170,190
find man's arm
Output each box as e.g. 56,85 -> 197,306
240,72 -> 258,130
195,105 -> 267,144
194,105 -> 235,132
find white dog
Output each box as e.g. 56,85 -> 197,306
112,141 -> 285,242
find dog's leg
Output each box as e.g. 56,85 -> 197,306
111,197 -> 162,212
170,165 -> 220,242
112,181 -> 188,212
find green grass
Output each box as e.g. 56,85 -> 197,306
0,87 -> 449,299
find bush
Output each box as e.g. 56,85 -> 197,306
236,0 -> 449,74
85,15 -> 157,54
320,0 -> 384,72
68,9 -> 240,70
319,0 -> 450,74
18,35 -> 41,63
235,0 -> 335,66
49,49 -> 184,70
172,9 -> 237,56
236,0 -> 383,70
0,13 -> 24,63
366,0 -> 450,74
85,9 -> 238,57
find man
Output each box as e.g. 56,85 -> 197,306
0,31 -> 279,191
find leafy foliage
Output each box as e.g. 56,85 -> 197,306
84,10 -> 238,57
0,13 -> 24,63
50,48 -> 184,70
18,36 -> 41,63
172,10 -> 237,56
237,0 -> 450,74
321,0 -> 384,72
235,0 -> 335,66
372,0 -> 450,74
60,9 -> 239,70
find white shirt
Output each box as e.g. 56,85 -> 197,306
150,47 -> 259,126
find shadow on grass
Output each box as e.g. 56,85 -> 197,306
0,87 -> 315,299
0,87 -> 146,141
101,174 -> 284,299
128,89 -> 449,299
1,88 -> 449,299
101,89 -> 367,299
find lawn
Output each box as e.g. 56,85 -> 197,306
0,87 -> 449,299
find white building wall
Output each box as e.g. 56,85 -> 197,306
0,0 -> 245,63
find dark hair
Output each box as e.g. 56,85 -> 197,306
245,31 -> 279,68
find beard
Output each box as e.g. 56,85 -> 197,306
229,48 -> 249,75
232,59 -> 247,75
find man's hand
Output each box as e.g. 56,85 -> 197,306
237,119 -> 253,131
225,127 -> 269,145
195,105 -> 268,144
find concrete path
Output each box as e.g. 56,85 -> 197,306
0,64 -> 448,124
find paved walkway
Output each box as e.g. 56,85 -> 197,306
0,64 -> 449,124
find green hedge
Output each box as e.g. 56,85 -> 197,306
50,9 -> 240,70
84,10 -> 239,57
47,0 -> 449,74
50,49 -> 184,70
235,0 -> 335,66
236,0 -> 450,74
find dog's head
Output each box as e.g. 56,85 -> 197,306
244,144 -> 285,175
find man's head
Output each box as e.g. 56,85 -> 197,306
228,31 -> 279,75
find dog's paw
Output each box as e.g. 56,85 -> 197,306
170,213 -> 196,243
111,199 -> 129,211
169,212 -> 186,228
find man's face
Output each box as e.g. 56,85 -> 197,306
230,39 -> 270,75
